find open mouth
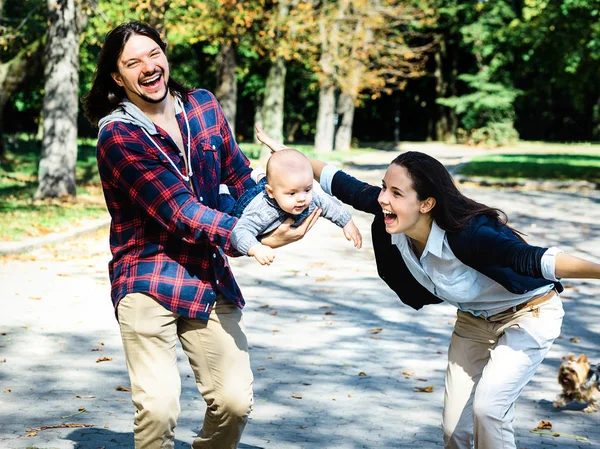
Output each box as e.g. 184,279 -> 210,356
140,72 -> 162,89
382,209 -> 397,225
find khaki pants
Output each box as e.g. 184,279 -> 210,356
117,292 -> 254,449
442,294 -> 564,449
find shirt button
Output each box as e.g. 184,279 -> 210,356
216,280 -> 219,285
213,253 -> 216,258
179,152 -> 183,156
199,196 -> 203,201
212,145 -> 216,150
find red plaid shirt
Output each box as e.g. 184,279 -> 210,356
97,89 -> 254,319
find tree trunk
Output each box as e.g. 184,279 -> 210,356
35,0 -> 82,199
433,41 -> 449,141
215,42 -> 237,135
148,0 -> 170,38
314,81 -> 336,153
334,92 -> 355,151
314,0 -> 338,154
260,56 -> 287,159
259,0 -> 290,159
0,40 -> 44,161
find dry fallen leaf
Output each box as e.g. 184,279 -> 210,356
257,367 -> 265,371
76,395 -> 96,399
270,310 -> 278,316
535,420 -> 552,430
4,389 -> 11,393
358,372 -> 367,377
116,386 -> 131,392
569,337 -> 580,343
324,311 -> 336,315
316,275 -> 333,282
96,356 -> 113,363
370,328 -> 383,334
414,386 -> 434,393
259,304 -> 269,309
0,358 -> 6,363
91,347 -> 103,352
291,394 -> 303,399
402,370 -> 414,376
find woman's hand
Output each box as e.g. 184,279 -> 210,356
255,124 -> 291,153
260,208 -> 322,248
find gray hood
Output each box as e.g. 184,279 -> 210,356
97,98 -> 158,136
97,97 -> 185,137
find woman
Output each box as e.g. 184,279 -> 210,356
256,126 -> 600,449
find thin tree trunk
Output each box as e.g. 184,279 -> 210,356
215,42 -> 237,135
433,43 -> 449,141
260,56 -> 287,159
35,0 -> 81,199
148,0 -> 170,38
314,81 -> 336,153
334,92 -> 355,151
313,0 -> 339,153
259,0 -> 290,159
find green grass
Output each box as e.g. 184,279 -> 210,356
0,136 -> 108,242
2,135 -> 599,242
458,153 -> 600,182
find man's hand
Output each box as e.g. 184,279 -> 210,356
248,243 -> 276,266
343,219 -> 362,248
255,124 -> 291,153
260,208 -> 322,248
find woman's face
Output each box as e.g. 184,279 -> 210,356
377,163 -> 430,236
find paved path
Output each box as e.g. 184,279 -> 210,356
1,156 -> 599,449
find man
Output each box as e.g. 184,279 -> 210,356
82,21 -> 319,449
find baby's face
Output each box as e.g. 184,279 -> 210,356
267,170 -> 314,215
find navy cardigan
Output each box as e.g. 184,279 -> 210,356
331,170 -> 563,310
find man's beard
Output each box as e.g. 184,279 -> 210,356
137,82 -> 169,104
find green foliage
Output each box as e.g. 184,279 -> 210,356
438,70 -> 521,146
458,153 -> 600,182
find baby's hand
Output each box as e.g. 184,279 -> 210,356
343,220 -> 362,248
248,243 -> 276,266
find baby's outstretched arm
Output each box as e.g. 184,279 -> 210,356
248,243 -> 276,266
343,219 -> 362,248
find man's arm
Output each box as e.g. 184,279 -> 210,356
98,124 -> 238,253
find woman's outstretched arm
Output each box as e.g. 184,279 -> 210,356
255,124 -> 326,181
555,253 -> 600,279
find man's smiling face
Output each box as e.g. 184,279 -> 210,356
112,34 -> 170,108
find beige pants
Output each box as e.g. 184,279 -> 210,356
442,294 -> 564,449
117,292 -> 254,449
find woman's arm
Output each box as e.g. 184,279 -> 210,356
555,253 -> 600,279
255,124 -> 328,181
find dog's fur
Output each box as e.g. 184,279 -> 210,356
553,354 -> 599,413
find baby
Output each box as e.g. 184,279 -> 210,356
230,149 -> 362,265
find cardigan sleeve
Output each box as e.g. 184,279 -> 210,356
458,216 -> 549,278
330,170 -> 382,215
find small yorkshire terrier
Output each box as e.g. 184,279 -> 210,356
553,354 -> 600,413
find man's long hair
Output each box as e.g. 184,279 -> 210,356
82,21 -> 192,126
